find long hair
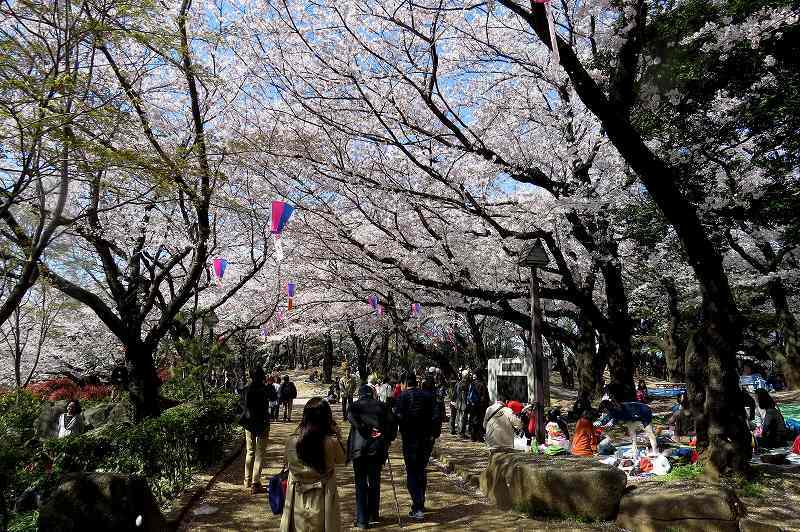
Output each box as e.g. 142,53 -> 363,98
296,397 -> 336,474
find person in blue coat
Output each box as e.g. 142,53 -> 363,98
597,400 -> 658,456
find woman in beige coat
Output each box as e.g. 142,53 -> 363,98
280,397 -> 346,532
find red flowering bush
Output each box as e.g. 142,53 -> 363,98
27,378 -> 80,401
78,385 -> 112,401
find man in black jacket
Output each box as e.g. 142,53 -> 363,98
348,384 -> 397,529
239,367 -> 269,494
394,374 -> 440,519
278,375 -> 297,421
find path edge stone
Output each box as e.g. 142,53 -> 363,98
164,436 -> 244,529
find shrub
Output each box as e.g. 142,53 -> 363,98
78,384 -> 112,401
26,378 -> 80,401
0,390 -> 43,441
43,392 -> 238,504
8,511 -> 38,532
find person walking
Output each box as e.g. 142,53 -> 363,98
239,367 -> 270,494
271,375 -> 281,421
448,375 -> 463,435
470,374 -> 490,441
394,374 -> 440,519
460,372 -> 477,439
279,375 -> 298,422
280,398 -> 346,531
265,375 -> 279,421
340,372 -> 355,420
347,384 -> 397,529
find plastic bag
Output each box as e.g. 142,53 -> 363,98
513,435 -> 529,451
651,455 -> 671,475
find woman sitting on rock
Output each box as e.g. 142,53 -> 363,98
58,400 -> 85,438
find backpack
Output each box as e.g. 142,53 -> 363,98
467,384 -> 479,406
236,387 -> 251,428
267,468 -> 289,515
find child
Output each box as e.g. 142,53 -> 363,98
636,379 -> 649,403
545,409 -> 570,450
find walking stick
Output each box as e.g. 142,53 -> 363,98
386,455 -> 402,528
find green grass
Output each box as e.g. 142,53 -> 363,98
8,511 -> 38,532
512,501 -> 595,523
661,463 -> 704,482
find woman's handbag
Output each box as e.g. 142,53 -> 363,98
267,468 -> 289,515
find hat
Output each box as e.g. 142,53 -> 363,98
506,400 -> 523,414
358,384 -> 374,398
461,369 -> 470,378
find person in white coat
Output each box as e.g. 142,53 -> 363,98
483,400 -> 522,448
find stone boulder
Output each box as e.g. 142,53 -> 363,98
34,401 -> 68,439
83,402 -> 130,429
38,473 -> 168,532
479,448 -> 627,521
615,483 -> 744,532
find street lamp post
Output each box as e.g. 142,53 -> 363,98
519,239 -> 550,446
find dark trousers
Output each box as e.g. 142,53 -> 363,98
402,439 -> 432,513
270,403 -> 279,421
449,405 -> 458,434
459,406 -> 472,436
353,456 -> 382,524
341,395 -> 352,419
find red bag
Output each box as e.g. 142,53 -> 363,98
639,457 -> 653,472
792,434 -> 800,455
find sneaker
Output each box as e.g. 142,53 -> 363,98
352,521 -> 369,530
408,510 -> 424,520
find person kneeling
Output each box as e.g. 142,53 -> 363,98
597,399 -> 658,456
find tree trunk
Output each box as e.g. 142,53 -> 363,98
768,278 -> 800,389
662,278 -> 686,382
548,339 -> 573,389
684,331 -> 708,451
125,342 -> 161,422
601,260 -> 635,400
323,333 -> 334,383
571,319 -> 604,416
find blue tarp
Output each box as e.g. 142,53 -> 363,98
647,387 -> 686,398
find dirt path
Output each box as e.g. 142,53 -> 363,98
180,398 -> 600,531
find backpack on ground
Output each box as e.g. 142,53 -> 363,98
267,468 -> 289,515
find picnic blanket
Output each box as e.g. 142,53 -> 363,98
740,374 -> 772,391
779,404 -> 800,434
647,386 -> 685,398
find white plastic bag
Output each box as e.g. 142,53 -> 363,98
651,455 -> 671,475
513,435 -> 529,451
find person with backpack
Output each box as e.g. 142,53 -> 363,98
347,384 -> 398,529
279,375 -> 298,422
394,374 -> 440,520
483,398 -> 522,448
239,367 -> 270,494
461,373 -> 479,439
469,374 -> 490,441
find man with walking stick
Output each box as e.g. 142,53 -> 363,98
347,384 -> 398,529
393,373 -> 440,520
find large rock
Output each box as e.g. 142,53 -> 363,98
34,401 -> 68,439
38,473 -> 168,532
479,448 -> 627,521
83,402 -> 130,429
616,483 -> 744,532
